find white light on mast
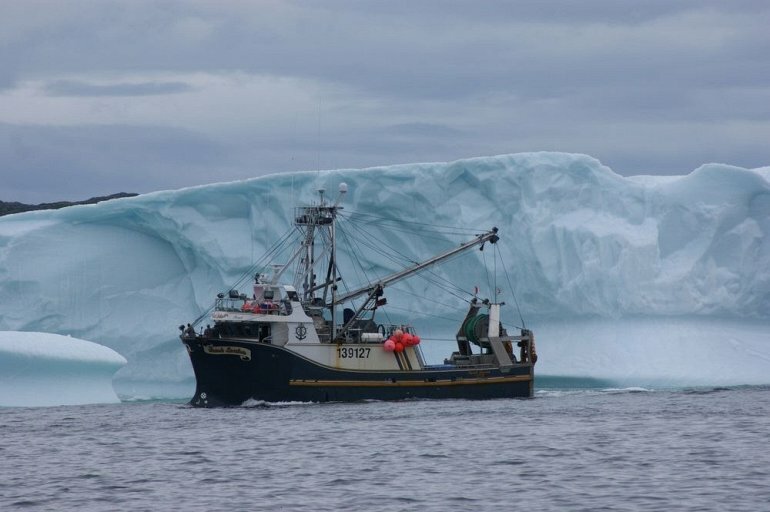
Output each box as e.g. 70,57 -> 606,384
334,182 -> 348,206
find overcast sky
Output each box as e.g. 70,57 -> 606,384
2,0 -> 769,203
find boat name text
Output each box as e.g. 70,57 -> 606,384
204,345 -> 252,361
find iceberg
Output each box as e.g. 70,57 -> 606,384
0,152 -> 768,399
0,331 -> 126,407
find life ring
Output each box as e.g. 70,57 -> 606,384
377,324 -> 386,337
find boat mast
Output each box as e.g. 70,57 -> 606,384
330,199 -> 338,338
293,183 -> 347,317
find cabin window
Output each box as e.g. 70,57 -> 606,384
216,322 -> 270,341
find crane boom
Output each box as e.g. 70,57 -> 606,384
330,227 -> 499,306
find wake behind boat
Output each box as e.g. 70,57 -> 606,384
180,183 -> 536,406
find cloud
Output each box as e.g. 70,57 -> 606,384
44,80 -> 193,97
0,123 -> 235,203
384,122 -> 463,137
0,1 -> 769,202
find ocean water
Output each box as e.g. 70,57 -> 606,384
2,386 -> 769,512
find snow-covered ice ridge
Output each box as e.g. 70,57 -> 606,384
0,332 -> 126,407
0,152 -> 768,394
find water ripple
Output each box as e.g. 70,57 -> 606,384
1,386 -> 769,511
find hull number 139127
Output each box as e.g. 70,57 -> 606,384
337,347 -> 371,358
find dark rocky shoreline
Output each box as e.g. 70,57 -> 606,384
0,192 -> 137,217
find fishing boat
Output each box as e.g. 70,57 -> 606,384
180,183 -> 536,406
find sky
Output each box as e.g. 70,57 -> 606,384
1,0 -> 769,203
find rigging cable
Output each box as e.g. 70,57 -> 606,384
495,242 -> 525,329
382,302 -> 469,325
341,210 -> 480,237
335,222 -> 373,293
494,244 -> 498,303
330,222 -> 369,319
238,228 -> 299,288
340,216 -> 476,300
335,220 -> 395,324
342,213 -> 475,293
482,247 -> 492,300
190,226 -> 299,327
386,283 -> 470,314
337,216 -> 509,335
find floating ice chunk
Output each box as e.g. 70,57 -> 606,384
0,331 -> 126,407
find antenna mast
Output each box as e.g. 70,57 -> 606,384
293,183 -> 348,337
